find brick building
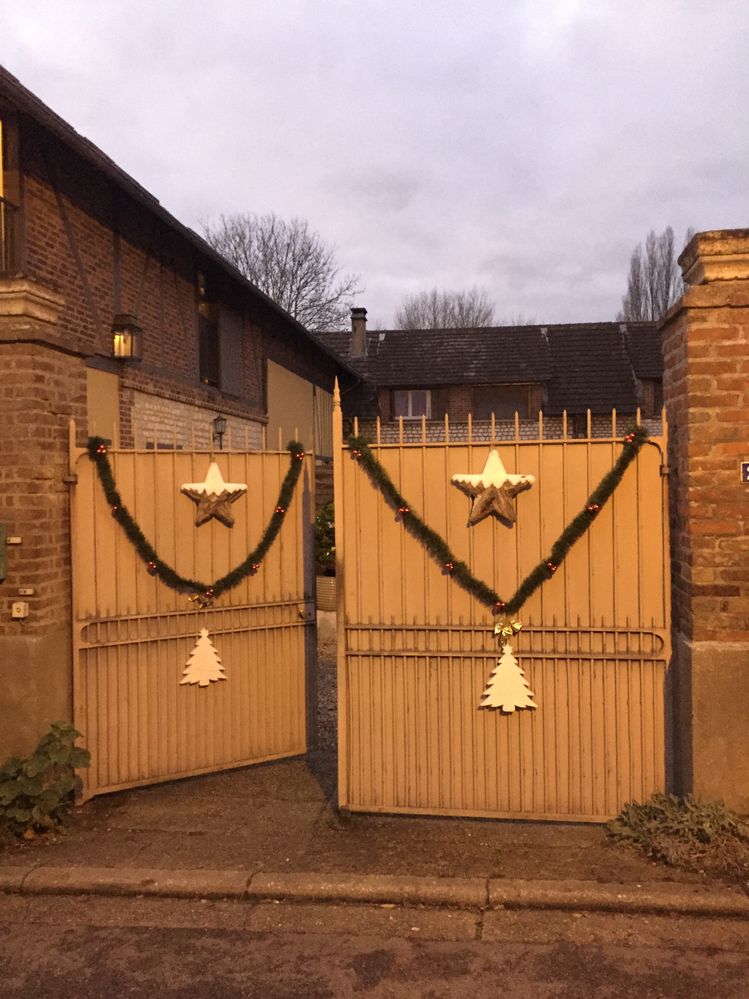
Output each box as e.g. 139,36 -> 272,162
0,67 -> 351,756
323,310 -> 663,441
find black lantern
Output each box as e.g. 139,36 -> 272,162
212,414 -> 227,450
112,314 -> 143,360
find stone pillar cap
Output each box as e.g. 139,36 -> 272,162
679,228 -> 749,285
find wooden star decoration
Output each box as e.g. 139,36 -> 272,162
181,462 -> 247,528
451,450 -> 535,527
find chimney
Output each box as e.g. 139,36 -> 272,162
351,307 -> 367,357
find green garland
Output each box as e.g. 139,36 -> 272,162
347,426 -> 649,616
87,437 -> 305,604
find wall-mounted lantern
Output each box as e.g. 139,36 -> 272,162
212,414 -> 227,450
112,313 -> 143,360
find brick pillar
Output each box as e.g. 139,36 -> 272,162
661,229 -> 749,810
0,278 -> 87,758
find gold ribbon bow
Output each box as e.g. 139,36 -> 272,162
189,592 -> 215,610
494,618 -> 523,641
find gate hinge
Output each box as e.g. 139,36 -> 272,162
63,474 -> 78,484
660,463 -> 670,477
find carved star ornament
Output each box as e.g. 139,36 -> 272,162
451,450 -> 535,527
181,462 -> 248,528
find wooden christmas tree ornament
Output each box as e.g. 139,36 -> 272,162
181,628 -> 227,687
480,642 -> 537,713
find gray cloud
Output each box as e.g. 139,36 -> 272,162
4,0 -> 748,327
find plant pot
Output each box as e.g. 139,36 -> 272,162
316,575 -> 336,612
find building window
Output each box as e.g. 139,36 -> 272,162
393,389 -> 431,419
145,441 -> 184,451
0,116 -> 23,275
571,414 -> 589,438
197,272 -> 220,386
472,385 -> 531,420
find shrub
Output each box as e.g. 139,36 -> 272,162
314,501 -> 335,576
607,793 -> 749,883
0,721 -> 90,839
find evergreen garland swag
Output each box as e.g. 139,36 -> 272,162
347,427 -> 649,616
87,437 -> 305,604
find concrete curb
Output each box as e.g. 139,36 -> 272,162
1,866 -> 748,917
248,873 -> 487,908
488,878 -> 749,917
15,866 -> 249,899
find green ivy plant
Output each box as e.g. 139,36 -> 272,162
314,501 -> 336,576
0,721 -> 91,839
607,793 -> 749,882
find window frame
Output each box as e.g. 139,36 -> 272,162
197,271 -> 220,387
471,384 -> 532,421
392,388 -> 432,420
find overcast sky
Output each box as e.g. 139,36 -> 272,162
4,0 -> 748,327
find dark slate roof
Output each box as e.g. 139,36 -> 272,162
545,326 -> 643,414
322,326 -> 553,386
625,325 -> 664,379
319,321 -> 659,416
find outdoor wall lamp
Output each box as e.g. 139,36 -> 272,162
111,313 -> 143,360
212,414 -> 227,450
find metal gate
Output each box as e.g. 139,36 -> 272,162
69,424 -> 314,801
333,396 -> 670,822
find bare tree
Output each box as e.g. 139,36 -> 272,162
618,226 -> 695,321
202,212 -> 361,333
394,287 -> 495,329
501,312 -> 538,326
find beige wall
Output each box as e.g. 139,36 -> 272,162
86,367 -> 120,445
267,360 -> 315,452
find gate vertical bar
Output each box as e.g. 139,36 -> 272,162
332,379 -> 348,806
69,419 -> 89,800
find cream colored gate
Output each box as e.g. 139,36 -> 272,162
70,426 -> 314,801
334,397 -> 670,822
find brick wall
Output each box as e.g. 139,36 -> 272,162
351,414 -> 661,444
0,331 -> 87,757
0,109 -> 345,759
661,228 -> 749,809
129,390 -> 263,450
19,119 -> 338,436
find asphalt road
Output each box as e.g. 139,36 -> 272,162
1,893 -> 749,998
